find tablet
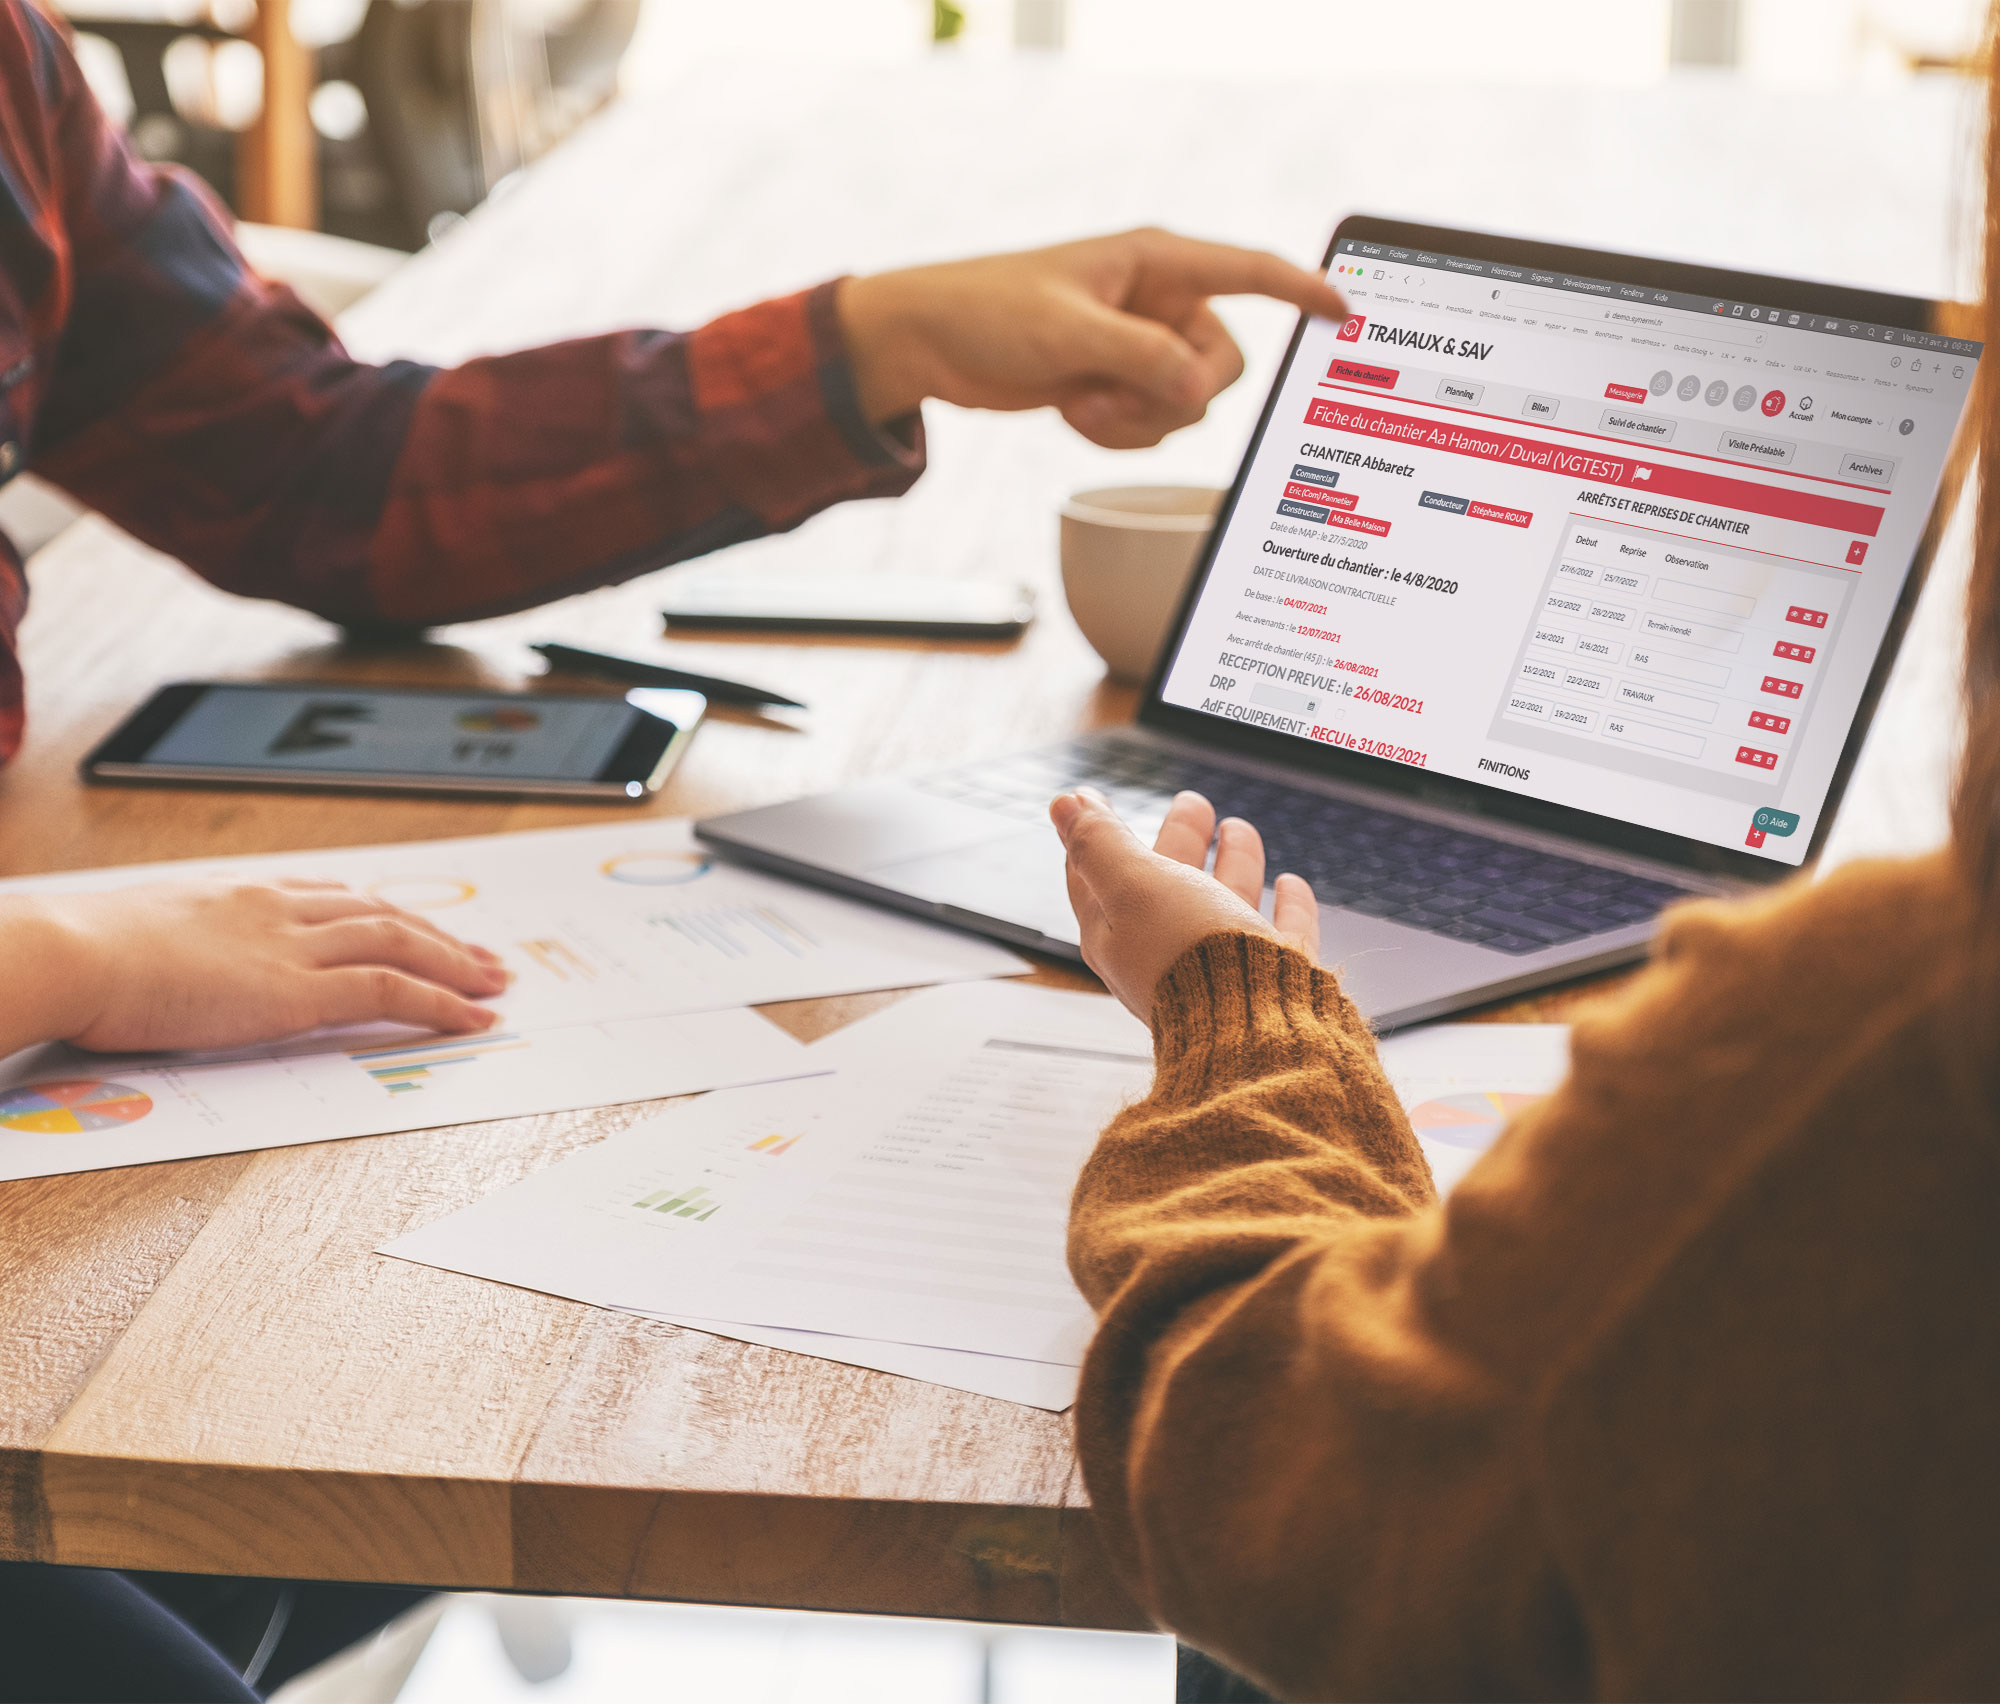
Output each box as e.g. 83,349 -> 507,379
82,681 -> 705,801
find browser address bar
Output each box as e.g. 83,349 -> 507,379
1502,289 -> 1768,349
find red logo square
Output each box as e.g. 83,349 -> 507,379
1336,316 -> 1365,343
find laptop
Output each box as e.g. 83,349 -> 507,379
697,216 -> 1980,1028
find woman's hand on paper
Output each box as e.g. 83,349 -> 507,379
1050,787 -> 1321,1022
5,880 -> 506,1055
839,228 -> 1348,448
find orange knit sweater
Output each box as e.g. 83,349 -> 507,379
1068,852 -> 2000,1701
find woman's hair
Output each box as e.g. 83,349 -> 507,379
1949,11 -> 2000,891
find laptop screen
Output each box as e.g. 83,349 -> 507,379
1156,232 -> 1981,867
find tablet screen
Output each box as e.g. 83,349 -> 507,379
141,685 -> 644,782
1159,238 -> 1981,864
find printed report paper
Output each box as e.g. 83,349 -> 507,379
620,1311 -> 1082,1412
383,995 -> 1571,1404
0,818 -> 1028,1031
382,983 -> 1155,1378
0,819 -> 1024,1178
0,1008 -> 813,1182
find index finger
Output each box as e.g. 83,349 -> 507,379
1137,231 -> 1349,322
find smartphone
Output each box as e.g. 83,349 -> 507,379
81,681 -> 706,801
660,573 -> 1035,638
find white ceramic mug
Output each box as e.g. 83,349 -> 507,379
1058,485 -> 1224,685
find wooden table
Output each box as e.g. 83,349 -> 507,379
0,60 -> 1969,1626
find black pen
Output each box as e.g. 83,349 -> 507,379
530,642 -> 806,711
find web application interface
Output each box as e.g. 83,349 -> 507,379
1160,240 -> 1981,863
146,686 -> 639,779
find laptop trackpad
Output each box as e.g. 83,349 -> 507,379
872,828 -> 1080,945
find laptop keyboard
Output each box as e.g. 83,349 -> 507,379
914,745 -> 1692,956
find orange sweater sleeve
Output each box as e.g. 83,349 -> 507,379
1068,930 -> 1585,1699
1067,857 -> 1992,1700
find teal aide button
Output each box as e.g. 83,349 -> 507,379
1752,807 -> 1800,836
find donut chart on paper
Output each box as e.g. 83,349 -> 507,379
600,850 -> 714,886
366,876 -> 478,911
0,1079 -> 154,1135
1407,1089 -> 1542,1150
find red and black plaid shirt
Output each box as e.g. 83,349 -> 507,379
0,2 -> 924,760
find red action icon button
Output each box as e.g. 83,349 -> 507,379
1773,640 -> 1816,663
1785,605 -> 1829,628
1746,827 -> 1768,848
1736,746 -> 1779,770
1761,676 -> 1804,699
1846,540 -> 1869,565
1761,390 -> 1786,417
1748,710 -> 1792,734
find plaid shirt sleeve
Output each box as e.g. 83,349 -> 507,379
13,3 -> 924,637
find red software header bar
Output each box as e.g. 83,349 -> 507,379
1302,398 -> 1885,538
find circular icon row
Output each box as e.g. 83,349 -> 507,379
1649,369 -> 1778,414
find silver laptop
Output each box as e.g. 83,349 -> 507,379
699,216 -> 1978,1028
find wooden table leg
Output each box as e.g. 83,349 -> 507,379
237,0 -> 317,229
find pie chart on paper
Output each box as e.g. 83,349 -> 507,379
0,1079 -> 154,1135
1407,1089 -> 1543,1150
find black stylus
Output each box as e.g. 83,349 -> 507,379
530,642 -> 807,710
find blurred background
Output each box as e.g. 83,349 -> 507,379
54,0 -> 1995,258
38,2 -> 1994,1699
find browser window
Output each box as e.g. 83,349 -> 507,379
1160,240 -> 1981,864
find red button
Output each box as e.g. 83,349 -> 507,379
1327,359 -> 1398,389
1761,390 -> 1786,417
1785,605 -> 1828,628
1846,540 -> 1868,565
1746,827 -> 1767,848
1604,383 -> 1650,404
1773,640 -> 1816,663
1761,676 -> 1803,699
1466,501 -> 1533,527
1748,711 -> 1792,734
1736,746 -> 1779,770
1283,481 -> 1357,511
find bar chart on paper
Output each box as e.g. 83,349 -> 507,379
348,1032 -> 532,1094
634,1182 -> 721,1220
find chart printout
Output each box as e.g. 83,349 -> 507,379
1161,240 -> 1980,863
0,821 -> 1028,1178
1376,1022 -> 1571,1196
383,983 -> 1156,1373
384,1000 -> 1573,1406
0,1008 -> 810,1181
0,819 -> 1028,1032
